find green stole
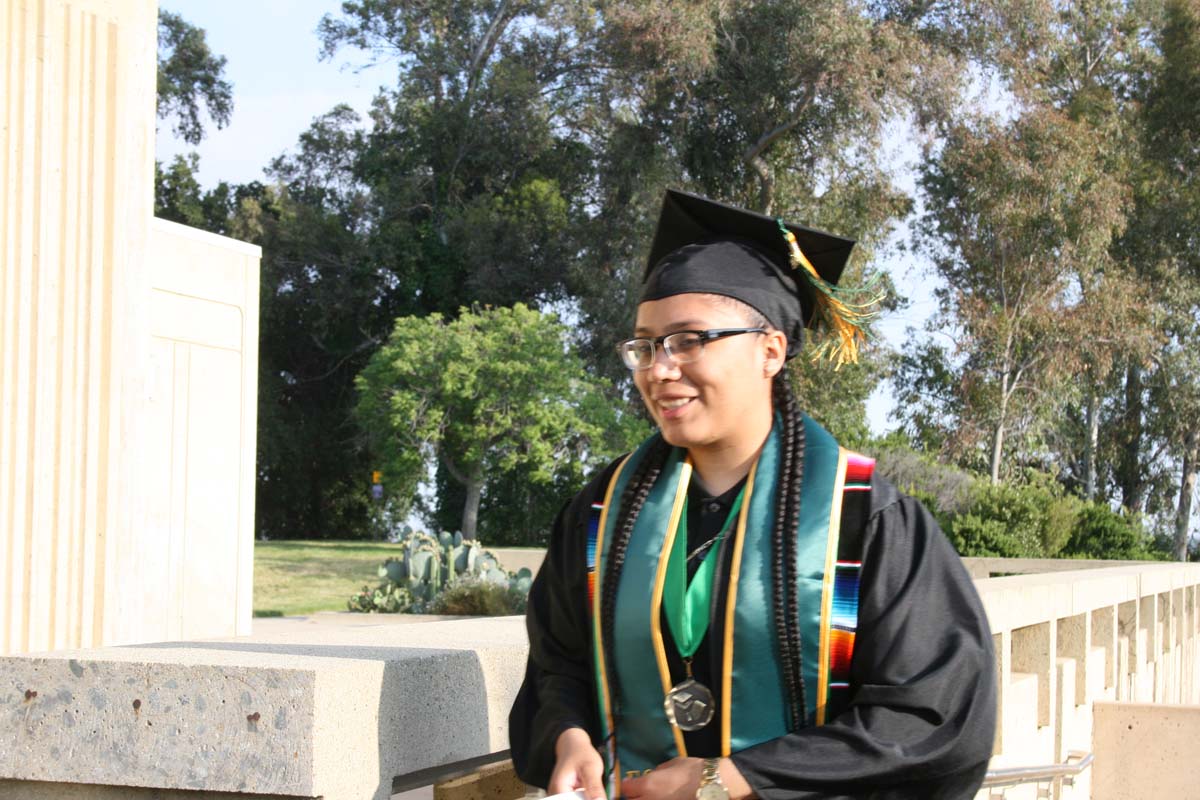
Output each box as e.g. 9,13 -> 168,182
589,414 -> 856,794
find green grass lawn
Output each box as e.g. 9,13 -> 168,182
253,540 -> 403,617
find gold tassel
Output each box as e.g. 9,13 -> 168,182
779,225 -> 884,370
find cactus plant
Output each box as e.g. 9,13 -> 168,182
349,527 -> 532,613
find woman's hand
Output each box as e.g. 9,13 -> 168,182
549,727 -> 606,800
621,757 -> 703,800
622,757 -> 755,800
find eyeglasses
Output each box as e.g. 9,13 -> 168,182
616,328 -> 768,370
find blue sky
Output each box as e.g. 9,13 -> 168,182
157,1 -> 392,185
156,2 -> 940,436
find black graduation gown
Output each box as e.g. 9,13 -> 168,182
509,456 -> 997,800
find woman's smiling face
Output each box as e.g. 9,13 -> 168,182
632,293 -> 786,454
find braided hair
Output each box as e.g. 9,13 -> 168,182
600,433 -> 671,710
600,296 -> 810,730
771,372 -> 807,729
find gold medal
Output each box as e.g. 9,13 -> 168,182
664,677 -> 715,731
663,658 -> 714,731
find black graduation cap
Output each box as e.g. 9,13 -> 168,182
640,189 -> 861,360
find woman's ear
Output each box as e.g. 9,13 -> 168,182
763,330 -> 788,378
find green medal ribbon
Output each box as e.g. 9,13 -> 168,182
662,486 -> 746,659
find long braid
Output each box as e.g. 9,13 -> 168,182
772,374 -> 808,729
600,434 -> 670,711
770,375 -> 799,728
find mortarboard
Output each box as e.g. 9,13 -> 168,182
640,189 -> 881,366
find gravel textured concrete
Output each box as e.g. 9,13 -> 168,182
0,615 -> 528,800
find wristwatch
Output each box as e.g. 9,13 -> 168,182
696,757 -> 729,800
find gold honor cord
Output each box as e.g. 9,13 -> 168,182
776,220 -> 885,369
719,457 -> 758,755
592,453 -> 633,799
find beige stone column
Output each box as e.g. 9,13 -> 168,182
1,0 -> 157,655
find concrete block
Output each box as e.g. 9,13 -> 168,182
1003,672 -> 1040,758
0,780 -> 312,799
1057,614 -> 1087,706
1012,623 -> 1053,727
1093,701 -> 1200,800
0,616 -> 529,800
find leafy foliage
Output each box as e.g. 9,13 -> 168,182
356,304 -> 647,539
153,2 -> 1199,554
156,10 -> 233,145
1061,504 -> 1163,561
944,480 -> 1082,558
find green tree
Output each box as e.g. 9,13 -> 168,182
569,0 -> 968,424
256,1 -> 987,538
252,108 -> 382,539
915,108 -> 1132,482
355,304 -> 645,539
156,10 -> 234,145
1139,0 -> 1200,558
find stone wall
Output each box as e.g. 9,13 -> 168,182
1,0 -> 260,654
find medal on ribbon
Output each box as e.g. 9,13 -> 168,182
661,488 -> 745,732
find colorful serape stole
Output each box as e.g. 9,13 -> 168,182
586,501 -> 604,606
819,451 -> 875,719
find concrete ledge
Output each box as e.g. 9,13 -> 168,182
0,616 -> 528,800
1093,701 -> 1200,800
976,563 -> 1200,633
0,781 -> 312,799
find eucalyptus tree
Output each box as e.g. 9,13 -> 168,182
571,0 -> 973,436
917,108 -> 1132,483
1138,0 -> 1200,556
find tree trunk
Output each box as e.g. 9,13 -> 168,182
990,422 -> 1005,485
1119,363 -> 1146,513
1175,431 -> 1198,562
990,373 -> 1010,485
460,469 -> 484,540
749,154 -> 775,215
1085,388 -> 1099,501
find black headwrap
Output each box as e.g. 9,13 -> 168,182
640,190 -> 857,360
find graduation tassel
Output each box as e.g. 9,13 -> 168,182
777,220 -> 885,369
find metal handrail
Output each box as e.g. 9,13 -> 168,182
981,750 -> 1093,789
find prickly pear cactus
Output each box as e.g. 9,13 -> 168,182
349,527 -> 532,613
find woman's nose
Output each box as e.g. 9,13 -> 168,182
648,344 -> 681,380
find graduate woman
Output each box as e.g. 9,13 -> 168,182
509,190 -> 997,800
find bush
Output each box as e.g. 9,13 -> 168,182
348,581 -> 413,613
945,481 -> 1082,558
1061,504 -> 1165,561
426,576 -> 529,616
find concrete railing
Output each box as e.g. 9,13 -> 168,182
973,561 -> 1200,800
4,560 -> 1200,799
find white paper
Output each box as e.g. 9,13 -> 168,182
542,790 -> 588,800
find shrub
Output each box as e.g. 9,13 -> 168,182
1061,504 -> 1164,561
426,576 -> 529,616
348,581 -> 413,613
945,481 -> 1082,558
